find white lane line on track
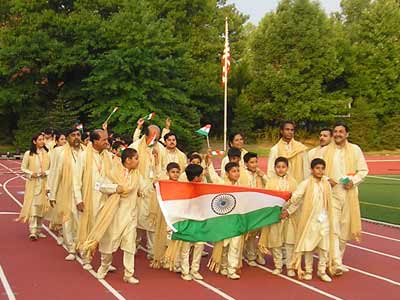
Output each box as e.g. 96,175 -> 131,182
203,243 -> 342,300
362,218 -> 400,229
137,245 -> 236,300
347,243 -> 400,261
0,265 -> 16,300
3,160 -> 237,300
361,231 -> 400,242
1,161 -> 236,300
0,162 -> 127,300
343,265 -> 400,287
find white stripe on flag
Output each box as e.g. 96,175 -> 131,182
163,191 -> 285,224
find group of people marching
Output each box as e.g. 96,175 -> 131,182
17,118 -> 368,284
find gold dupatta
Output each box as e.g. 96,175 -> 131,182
17,150 -> 50,222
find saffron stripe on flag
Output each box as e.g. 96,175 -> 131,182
157,180 -> 291,201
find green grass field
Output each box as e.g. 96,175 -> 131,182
359,175 -> 400,225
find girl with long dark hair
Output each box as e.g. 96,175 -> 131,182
17,133 -> 51,240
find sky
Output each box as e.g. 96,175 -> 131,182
227,0 -> 342,24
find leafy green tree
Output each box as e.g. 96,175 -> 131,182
246,0 -> 348,126
341,0 -> 400,119
347,97 -> 379,150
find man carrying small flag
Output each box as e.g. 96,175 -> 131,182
129,124 -> 162,259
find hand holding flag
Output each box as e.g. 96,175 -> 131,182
144,112 -> 155,121
196,124 -> 212,148
146,132 -> 157,147
104,106 -> 119,124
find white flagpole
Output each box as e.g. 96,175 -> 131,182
223,17 -> 228,152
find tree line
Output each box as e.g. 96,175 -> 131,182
0,0 -> 399,151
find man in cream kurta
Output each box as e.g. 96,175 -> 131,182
74,129 -> 113,270
308,128 -> 332,161
267,121 -> 309,183
159,132 -> 187,178
128,125 -> 162,258
49,129 -> 84,260
323,123 -> 368,272
132,117 -> 171,144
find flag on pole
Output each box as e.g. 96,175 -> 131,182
221,19 -> 231,88
144,112 -> 156,120
155,181 -> 291,242
195,124 -> 211,137
76,123 -> 83,132
104,106 -> 119,124
146,132 -> 157,147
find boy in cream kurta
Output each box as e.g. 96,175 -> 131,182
179,152 -> 219,184
281,158 -> 335,282
242,152 -> 267,267
260,157 -> 297,277
179,164 -> 206,281
96,148 -> 142,284
209,162 -> 244,280
18,134 -> 50,240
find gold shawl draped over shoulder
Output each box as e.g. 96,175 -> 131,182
258,175 -> 297,254
77,144 -> 113,251
323,142 -> 361,242
207,176 -> 245,274
137,137 -> 159,228
55,143 -> 74,223
291,177 -> 336,279
17,150 -> 50,222
81,157 -> 139,259
277,138 -> 308,183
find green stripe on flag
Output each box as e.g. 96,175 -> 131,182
195,129 -> 209,137
171,206 -> 282,243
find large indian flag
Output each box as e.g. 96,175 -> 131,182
155,181 -> 291,243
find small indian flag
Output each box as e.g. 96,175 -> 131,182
144,112 -> 155,120
76,123 -> 83,131
146,132 -> 157,147
211,150 -> 225,156
155,181 -> 291,242
196,124 -> 211,137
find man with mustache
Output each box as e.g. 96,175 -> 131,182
160,132 -> 187,177
49,128 -> 85,261
308,128 -> 333,161
74,129 -> 114,270
323,122 -> 368,274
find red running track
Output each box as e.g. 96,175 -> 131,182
0,159 -> 399,300
212,155 -> 400,175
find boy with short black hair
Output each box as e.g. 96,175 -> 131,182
281,158 -> 335,282
179,164 -> 205,281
